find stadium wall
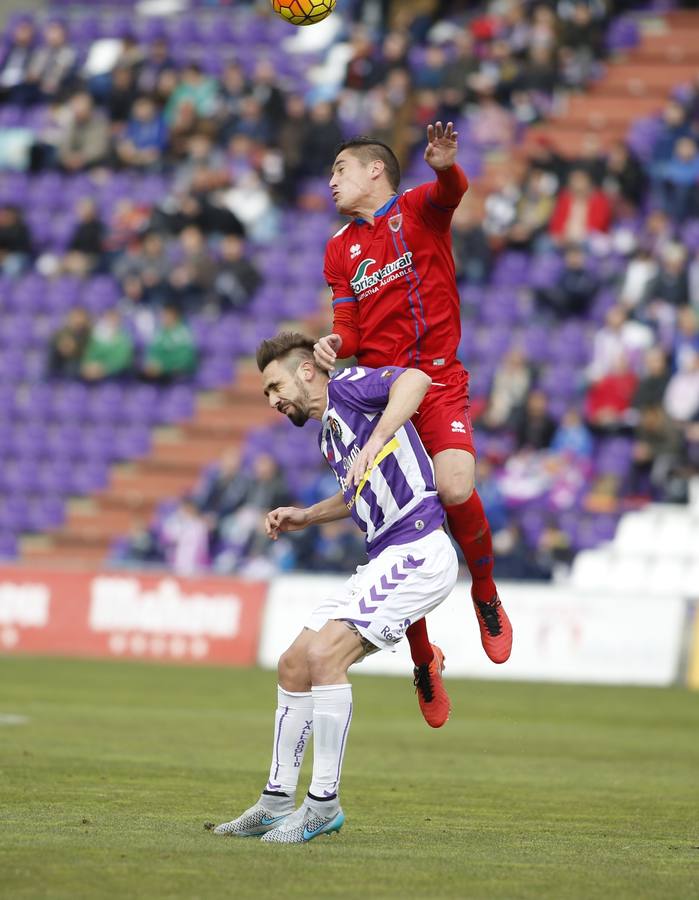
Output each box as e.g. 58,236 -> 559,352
1,566 -> 697,688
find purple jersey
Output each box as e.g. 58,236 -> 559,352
319,365 -> 444,558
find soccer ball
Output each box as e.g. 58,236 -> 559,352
271,0 -> 336,27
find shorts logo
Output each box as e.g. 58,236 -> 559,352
349,243 -> 361,259
451,420 -> 466,433
381,618 -> 411,643
388,213 -> 403,232
381,369 -> 395,378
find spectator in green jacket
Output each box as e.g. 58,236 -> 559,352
164,63 -> 218,126
141,304 -> 197,383
80,309 -> 134,381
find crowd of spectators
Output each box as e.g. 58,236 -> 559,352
1,1 -> 698,578
113,446 -> 367,577
457,85 -> 699,575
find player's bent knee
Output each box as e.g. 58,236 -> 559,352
434,450 -> 476,506
437,478 -> 474,507
277,647 -> 310,692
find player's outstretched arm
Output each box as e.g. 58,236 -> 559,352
424,121 -> 458,171
347,370 -> 432,487
265,506 -> 309,540
265,493 -> 350,540
305,491 -> 351,524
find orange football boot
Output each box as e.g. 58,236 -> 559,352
472,594 -> 512,663
413,643 -> 451,728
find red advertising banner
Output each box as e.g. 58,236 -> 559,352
0,567 -> 268,666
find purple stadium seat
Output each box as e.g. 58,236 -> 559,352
52,383 -> 89,422
606,17 -> 640,53
0,532 -> 18,558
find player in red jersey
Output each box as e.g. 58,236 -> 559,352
314,123 -> 513,727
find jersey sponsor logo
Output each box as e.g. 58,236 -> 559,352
349,242 -> 361,259
388,213 -> 403,232
350,251 -> 414,296
450,420 -> 466,433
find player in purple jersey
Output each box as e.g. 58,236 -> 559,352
212,332 -> 458,844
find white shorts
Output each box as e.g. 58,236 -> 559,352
305,529 -> 459,653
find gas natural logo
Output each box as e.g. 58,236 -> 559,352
0,582 -> 50,627
88,577 -> 242,638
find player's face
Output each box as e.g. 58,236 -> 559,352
329,150 -> 372,214
262,360 -> 311,427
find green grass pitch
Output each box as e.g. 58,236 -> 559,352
1,656 -> 697,900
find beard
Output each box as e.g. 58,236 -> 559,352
288,407 -> 309,427
287,377 -> 311,427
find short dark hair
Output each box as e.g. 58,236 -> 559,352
256,331 -> 316,373
334,137 -> 401,192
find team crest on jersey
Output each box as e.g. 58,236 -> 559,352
326,416 -> 343,441
388,213 -> 403,232
349,243 -> 361,259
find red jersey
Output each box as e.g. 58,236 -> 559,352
324,164 -> 469,379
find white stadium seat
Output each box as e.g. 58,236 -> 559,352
570,549 -> 614,590
646,559 -> 690,595
605,556 -> 652,593
613,511 -> 657,555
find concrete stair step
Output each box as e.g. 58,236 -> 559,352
664,10 -> 699,25
596,62 -> 699,94
641,31 -> 699,53
21,542 -> 107,565
192,403 -> 274,429
65,506 -> 138,536
522,125 -> 627,157
180,421 -> 258,441
629,45 -> 699,64
135,457 -> 212,478
148,438 -> 234,467
107,469 -> 197,498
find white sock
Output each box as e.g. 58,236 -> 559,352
307,683 -> 353,807
264,686 -> 314,800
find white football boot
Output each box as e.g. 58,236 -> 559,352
213,798 -> 293,837
260,803 -> 345,844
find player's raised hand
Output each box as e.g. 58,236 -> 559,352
346,432 -> 385,489
424,121 -> 458,171
265,506 -> 309,540
313,333 -> 342,372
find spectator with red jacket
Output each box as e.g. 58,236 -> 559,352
549,168 -> 612,245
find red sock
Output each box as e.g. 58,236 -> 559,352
444,491 -> 497,603
406,617 -> 433,667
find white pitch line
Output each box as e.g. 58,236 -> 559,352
0,714 -> 29,726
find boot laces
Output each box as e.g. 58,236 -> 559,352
475,596 -> 503,636
413,663 -> 434,702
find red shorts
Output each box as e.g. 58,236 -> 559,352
411,366 -> 476,458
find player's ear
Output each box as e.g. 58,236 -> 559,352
369,159 -> 384,181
